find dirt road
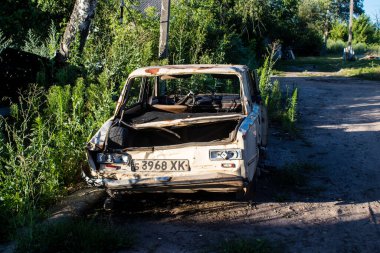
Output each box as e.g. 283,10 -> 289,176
95,74 -> 380,253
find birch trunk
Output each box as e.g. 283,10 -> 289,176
58,0 -> 97,62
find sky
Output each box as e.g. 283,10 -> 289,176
363,0 -> 380,22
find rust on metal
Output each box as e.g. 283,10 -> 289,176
145,68 -> 160,74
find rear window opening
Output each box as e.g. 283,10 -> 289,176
120,73 -> 243,116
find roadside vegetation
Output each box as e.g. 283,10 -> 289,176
275,56 -> 380,80
259,46 -> 299,133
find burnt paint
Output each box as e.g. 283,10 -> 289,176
145,68 -> 160,74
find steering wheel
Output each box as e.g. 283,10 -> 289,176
175,91 -> 195,106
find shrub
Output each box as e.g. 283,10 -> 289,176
366,44 -> 380,55
326,39 -> 345,55
353,42 -> 368,55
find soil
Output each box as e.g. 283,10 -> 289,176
91,74 -> 380,253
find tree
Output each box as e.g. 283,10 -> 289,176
58,0 -> 97,62
353,14 -> 377,43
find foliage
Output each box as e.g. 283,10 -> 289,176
0,0 -> 70,46
0,78 -> 115,238
0,87 -> 59,215
327,39 -> 346,54
22,21 -> 59,58
353,14 -> 377,44
330,20 -> 348,41
15,219 -> 134,253
0,29 -> 12,54
284,87 -> 298,132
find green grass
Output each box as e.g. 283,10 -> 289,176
14,219 -> 134,253
274,56 -> 380,80
339,66 -> 380,81
218,238 -> 278,253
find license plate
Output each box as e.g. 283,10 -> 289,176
132,159 -> 189,172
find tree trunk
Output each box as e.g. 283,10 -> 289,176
321,9 -> 330,56
58,0 -> 97,62
347,0 -> 354,47
158,0 -> 170,60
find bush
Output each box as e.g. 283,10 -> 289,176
353,42 -> 367,55
326,39 -> 345,55
367,44 -> 380,55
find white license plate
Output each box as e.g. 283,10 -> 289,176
132,159 -> 189,172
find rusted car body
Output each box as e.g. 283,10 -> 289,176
84,64 -> 268,196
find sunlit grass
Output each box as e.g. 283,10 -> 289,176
274,56 -> 380,80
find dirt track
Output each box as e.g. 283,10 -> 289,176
94,74 -> 380,253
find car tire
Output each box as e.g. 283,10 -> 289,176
107,126 -> 128,149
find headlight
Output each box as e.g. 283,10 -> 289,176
209,149 -> 242,160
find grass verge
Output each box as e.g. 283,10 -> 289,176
338,66 -> 380,81
274,56 -> 380,81
14,219 -> 134,253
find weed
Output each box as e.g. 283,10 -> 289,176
0,78 -> 115,238
259,45 -> 300,135
218,237 -> 277,253
14,219 -> 134,253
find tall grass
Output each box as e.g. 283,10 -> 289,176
0,77 -> 115,238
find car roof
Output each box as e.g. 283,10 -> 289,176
128,64 -> 249,77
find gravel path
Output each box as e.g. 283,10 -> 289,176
95,74 -> 380,253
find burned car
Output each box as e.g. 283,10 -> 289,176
84,65 -> 268,197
